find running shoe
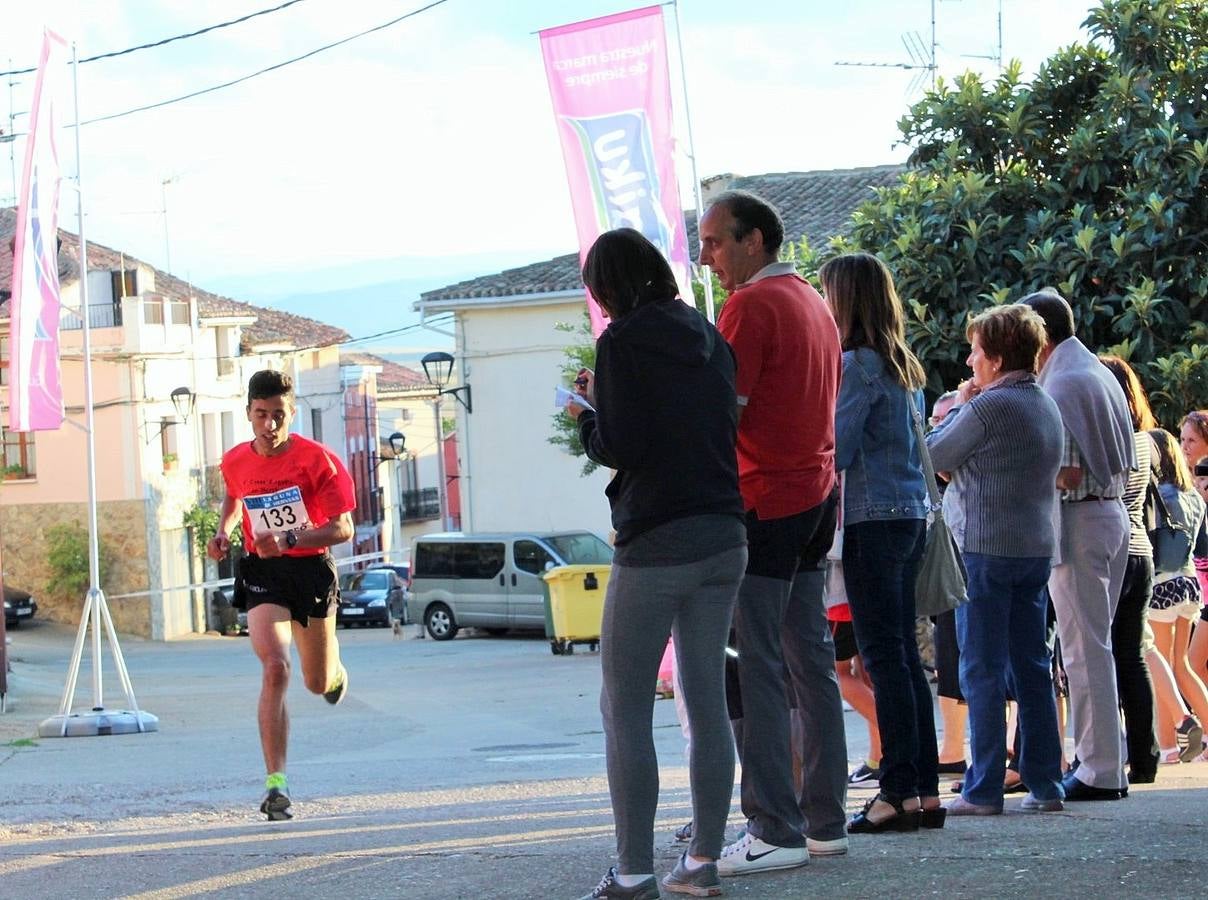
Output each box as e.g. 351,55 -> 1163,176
847,762 -> 881,786
260,786 -> 292,821
323,665 -> 349,706
662,853 -> 721,897
578,868 -> 660,899
716,832 -> 807,876
1175,715 -> 1204,762
806,835 -> 849,856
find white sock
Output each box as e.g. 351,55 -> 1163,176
615,873 -> 653,887
682,855 -> 707,871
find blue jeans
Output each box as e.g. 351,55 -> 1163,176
843,518 -> 937,800
958,553 -> 1065,806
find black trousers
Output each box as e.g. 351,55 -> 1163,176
1112,553 -> 1158,778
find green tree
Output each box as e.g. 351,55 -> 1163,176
549,313 -> 600,475
834,0 -> 1208,425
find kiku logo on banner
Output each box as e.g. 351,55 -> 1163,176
540,6 -> 691,336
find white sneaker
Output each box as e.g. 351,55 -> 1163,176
716,832 -> 808,877
806,835 -> 848,857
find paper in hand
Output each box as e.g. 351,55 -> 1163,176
555,385 -> 593,411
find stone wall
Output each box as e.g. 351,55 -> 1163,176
0,500 -> 152,637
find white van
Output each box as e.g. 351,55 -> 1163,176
409,531 -> 613,640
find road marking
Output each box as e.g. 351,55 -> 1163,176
485,752 -> 605,763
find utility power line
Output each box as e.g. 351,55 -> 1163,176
81,0 -> 452,127
0,0 -> 309,77
4,1 -> 451,133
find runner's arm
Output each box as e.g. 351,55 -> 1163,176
292,511 -> 353,550
206,493 -> 242,560
252,510 -> 354,558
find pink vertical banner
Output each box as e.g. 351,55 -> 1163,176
540,6 -> 691,337
9,29 -> 68,433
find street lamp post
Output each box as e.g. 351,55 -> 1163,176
420,352 -> 471,533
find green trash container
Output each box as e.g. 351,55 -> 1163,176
542,564 -> 611,656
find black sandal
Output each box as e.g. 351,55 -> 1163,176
847,792 -> 921,834
919,805 -> 947,829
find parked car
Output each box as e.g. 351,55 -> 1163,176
4,584 -> 38,627
336,569 -> 406,628
367,563 -> 411,623
409,531 -> 613,641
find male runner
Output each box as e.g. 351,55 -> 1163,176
207,369 -> 356,820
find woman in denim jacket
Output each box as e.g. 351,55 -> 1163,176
819,253 -> 939,833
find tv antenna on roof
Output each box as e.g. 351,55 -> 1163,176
961,0 -> 1004,71
835,0 -> 938,93
834,0 -> 1006,93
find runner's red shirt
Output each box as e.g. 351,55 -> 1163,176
220,434 -> 356,557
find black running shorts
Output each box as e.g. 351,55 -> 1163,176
830,619 -> 858,663
235,553 -> 339,626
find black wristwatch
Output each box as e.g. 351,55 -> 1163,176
285,530 -> 298,549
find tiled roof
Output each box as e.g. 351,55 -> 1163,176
421,165 -> 906,302
0,207 -> 348,351
341,352 -> 429,393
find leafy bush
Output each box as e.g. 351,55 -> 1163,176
182,503 -> 242,557
45,523 -> 109,598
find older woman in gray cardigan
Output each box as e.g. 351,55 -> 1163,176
926,304 -> 1067,815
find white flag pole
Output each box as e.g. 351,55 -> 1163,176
670,0 -> 715,323
38,40 -> 156,738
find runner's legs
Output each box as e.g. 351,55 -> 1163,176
294,611 -> 341,695
249,603 -> 294,774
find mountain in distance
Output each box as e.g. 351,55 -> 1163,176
207,249 -> 569,369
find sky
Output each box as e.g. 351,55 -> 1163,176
2,0 -> 1102,359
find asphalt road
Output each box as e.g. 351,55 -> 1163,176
1,619 -> 1206,899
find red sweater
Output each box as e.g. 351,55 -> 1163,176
717,273 -> 840,519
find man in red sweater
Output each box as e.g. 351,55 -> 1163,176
702,191 -> 849,875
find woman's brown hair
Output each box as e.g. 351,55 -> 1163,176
1150,428 -> 1195,491
965,305 -> 1047,374
818,253 -> 925,391
1099,355 -> 1157,432
1183,410 -> 1208,448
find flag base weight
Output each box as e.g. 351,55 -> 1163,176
38,708 -> 158,737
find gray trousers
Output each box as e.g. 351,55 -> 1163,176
1049,500 -> 1130,790
734,568 -> 849,845
600,545 -> 746,874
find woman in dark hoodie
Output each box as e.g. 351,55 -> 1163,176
567,228 -> 747,900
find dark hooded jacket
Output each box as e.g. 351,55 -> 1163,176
577,298 -> 744,546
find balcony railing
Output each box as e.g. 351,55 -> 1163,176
401,488 -> 441,522
61,302 -> 122,330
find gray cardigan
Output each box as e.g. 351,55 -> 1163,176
926,377 -> 1064,558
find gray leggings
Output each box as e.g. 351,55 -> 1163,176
600,544 -> 747,873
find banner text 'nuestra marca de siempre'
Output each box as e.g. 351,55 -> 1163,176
540,6 -> 692,337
